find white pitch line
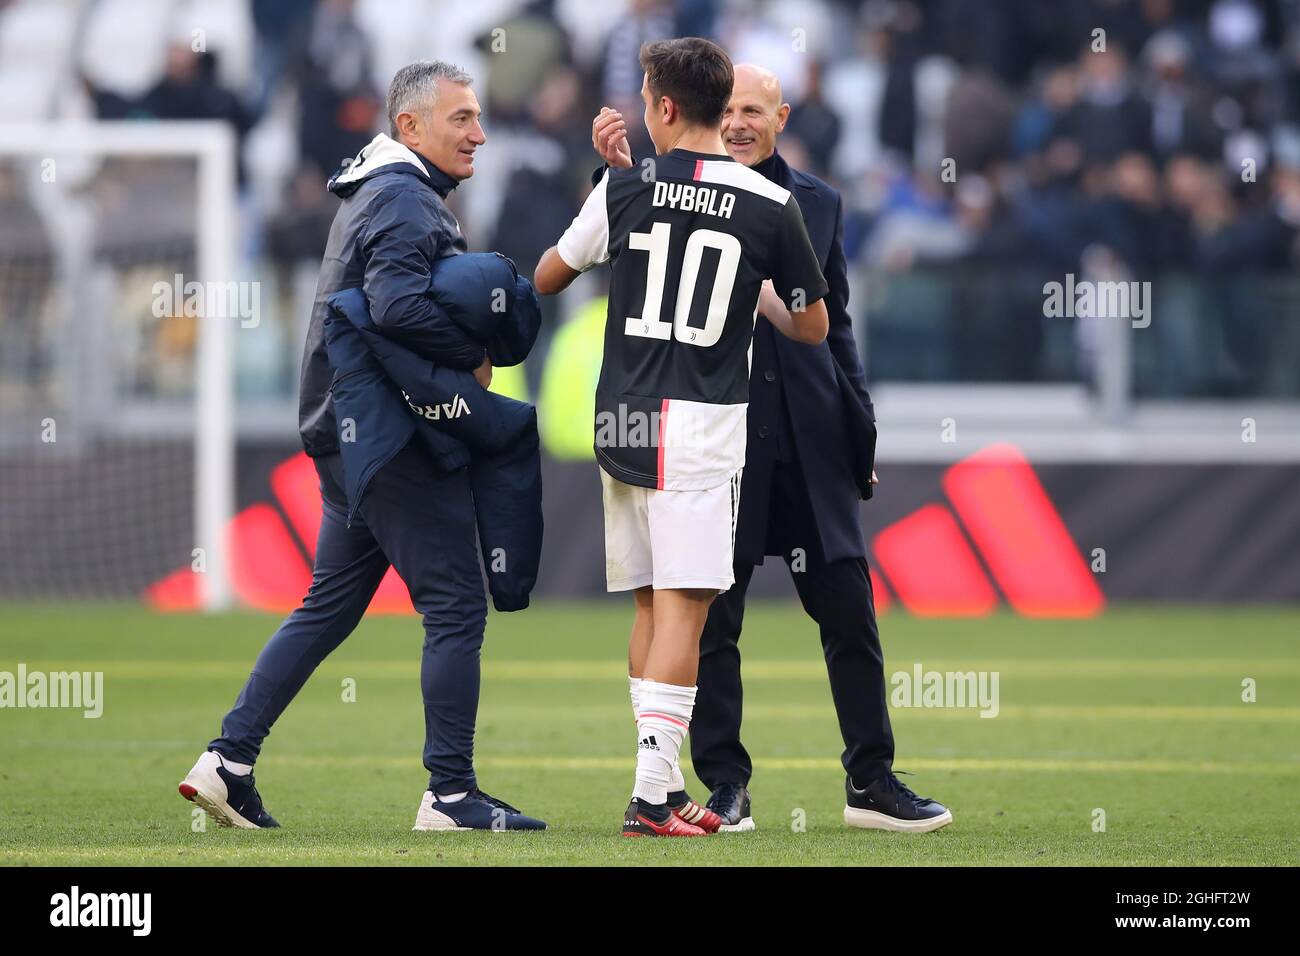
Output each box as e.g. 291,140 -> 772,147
264,754 -> 1300,775
11,658 -> 1300,680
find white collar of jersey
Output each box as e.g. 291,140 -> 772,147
332,133 -> 429,187
669,147 -> 735,163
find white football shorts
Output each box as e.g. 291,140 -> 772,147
600,468 -> 741,592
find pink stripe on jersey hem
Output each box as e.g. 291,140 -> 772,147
657,398 -> 669,490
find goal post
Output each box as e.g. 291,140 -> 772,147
0,120 -> 237,610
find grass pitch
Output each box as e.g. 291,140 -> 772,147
0,603 -> 1296,866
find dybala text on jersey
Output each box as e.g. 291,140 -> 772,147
651,181 -> 736,220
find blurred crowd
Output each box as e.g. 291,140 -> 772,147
24,0 -> 1300,282
4,0 -> 1300,399
853,0 -> 1300,280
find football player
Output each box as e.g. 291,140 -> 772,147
534,38 -> 828,836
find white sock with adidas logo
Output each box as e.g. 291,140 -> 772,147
632,680 -> 696,806
629,676 -> 687,793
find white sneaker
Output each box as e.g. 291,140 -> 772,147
178,751 -> 280,829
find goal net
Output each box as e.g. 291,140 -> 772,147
0,121 -> 236,610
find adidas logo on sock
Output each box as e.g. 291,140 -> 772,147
638,735 -> 660,751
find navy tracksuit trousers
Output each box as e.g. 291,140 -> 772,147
210,440 -> 487,793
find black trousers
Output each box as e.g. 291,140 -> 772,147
691,459 -> 894,789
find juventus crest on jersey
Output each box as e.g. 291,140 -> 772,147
557,149 -> 828,491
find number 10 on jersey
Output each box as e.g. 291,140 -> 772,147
624,222 -> 742,347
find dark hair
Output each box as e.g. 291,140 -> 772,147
639,37 -> 734,128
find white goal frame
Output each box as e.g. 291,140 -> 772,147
0,120 -> 236,610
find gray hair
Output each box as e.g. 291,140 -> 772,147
386,60 -> 473,136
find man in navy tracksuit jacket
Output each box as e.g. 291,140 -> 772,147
178,62 -> 547,832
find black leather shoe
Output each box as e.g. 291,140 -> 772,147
706,782 -> 755,832
844,772 -> 952,832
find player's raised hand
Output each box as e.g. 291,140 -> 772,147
757,279 -> 788,323
592,107 -> 633,169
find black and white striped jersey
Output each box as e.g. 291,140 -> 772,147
557,148 -> 828,491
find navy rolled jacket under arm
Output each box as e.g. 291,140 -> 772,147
323,253 -> 544,612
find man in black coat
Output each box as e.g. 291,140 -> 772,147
594,63 -> 950,833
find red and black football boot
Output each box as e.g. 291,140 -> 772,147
667,789 -> 723,833
622,799 -> 707,837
